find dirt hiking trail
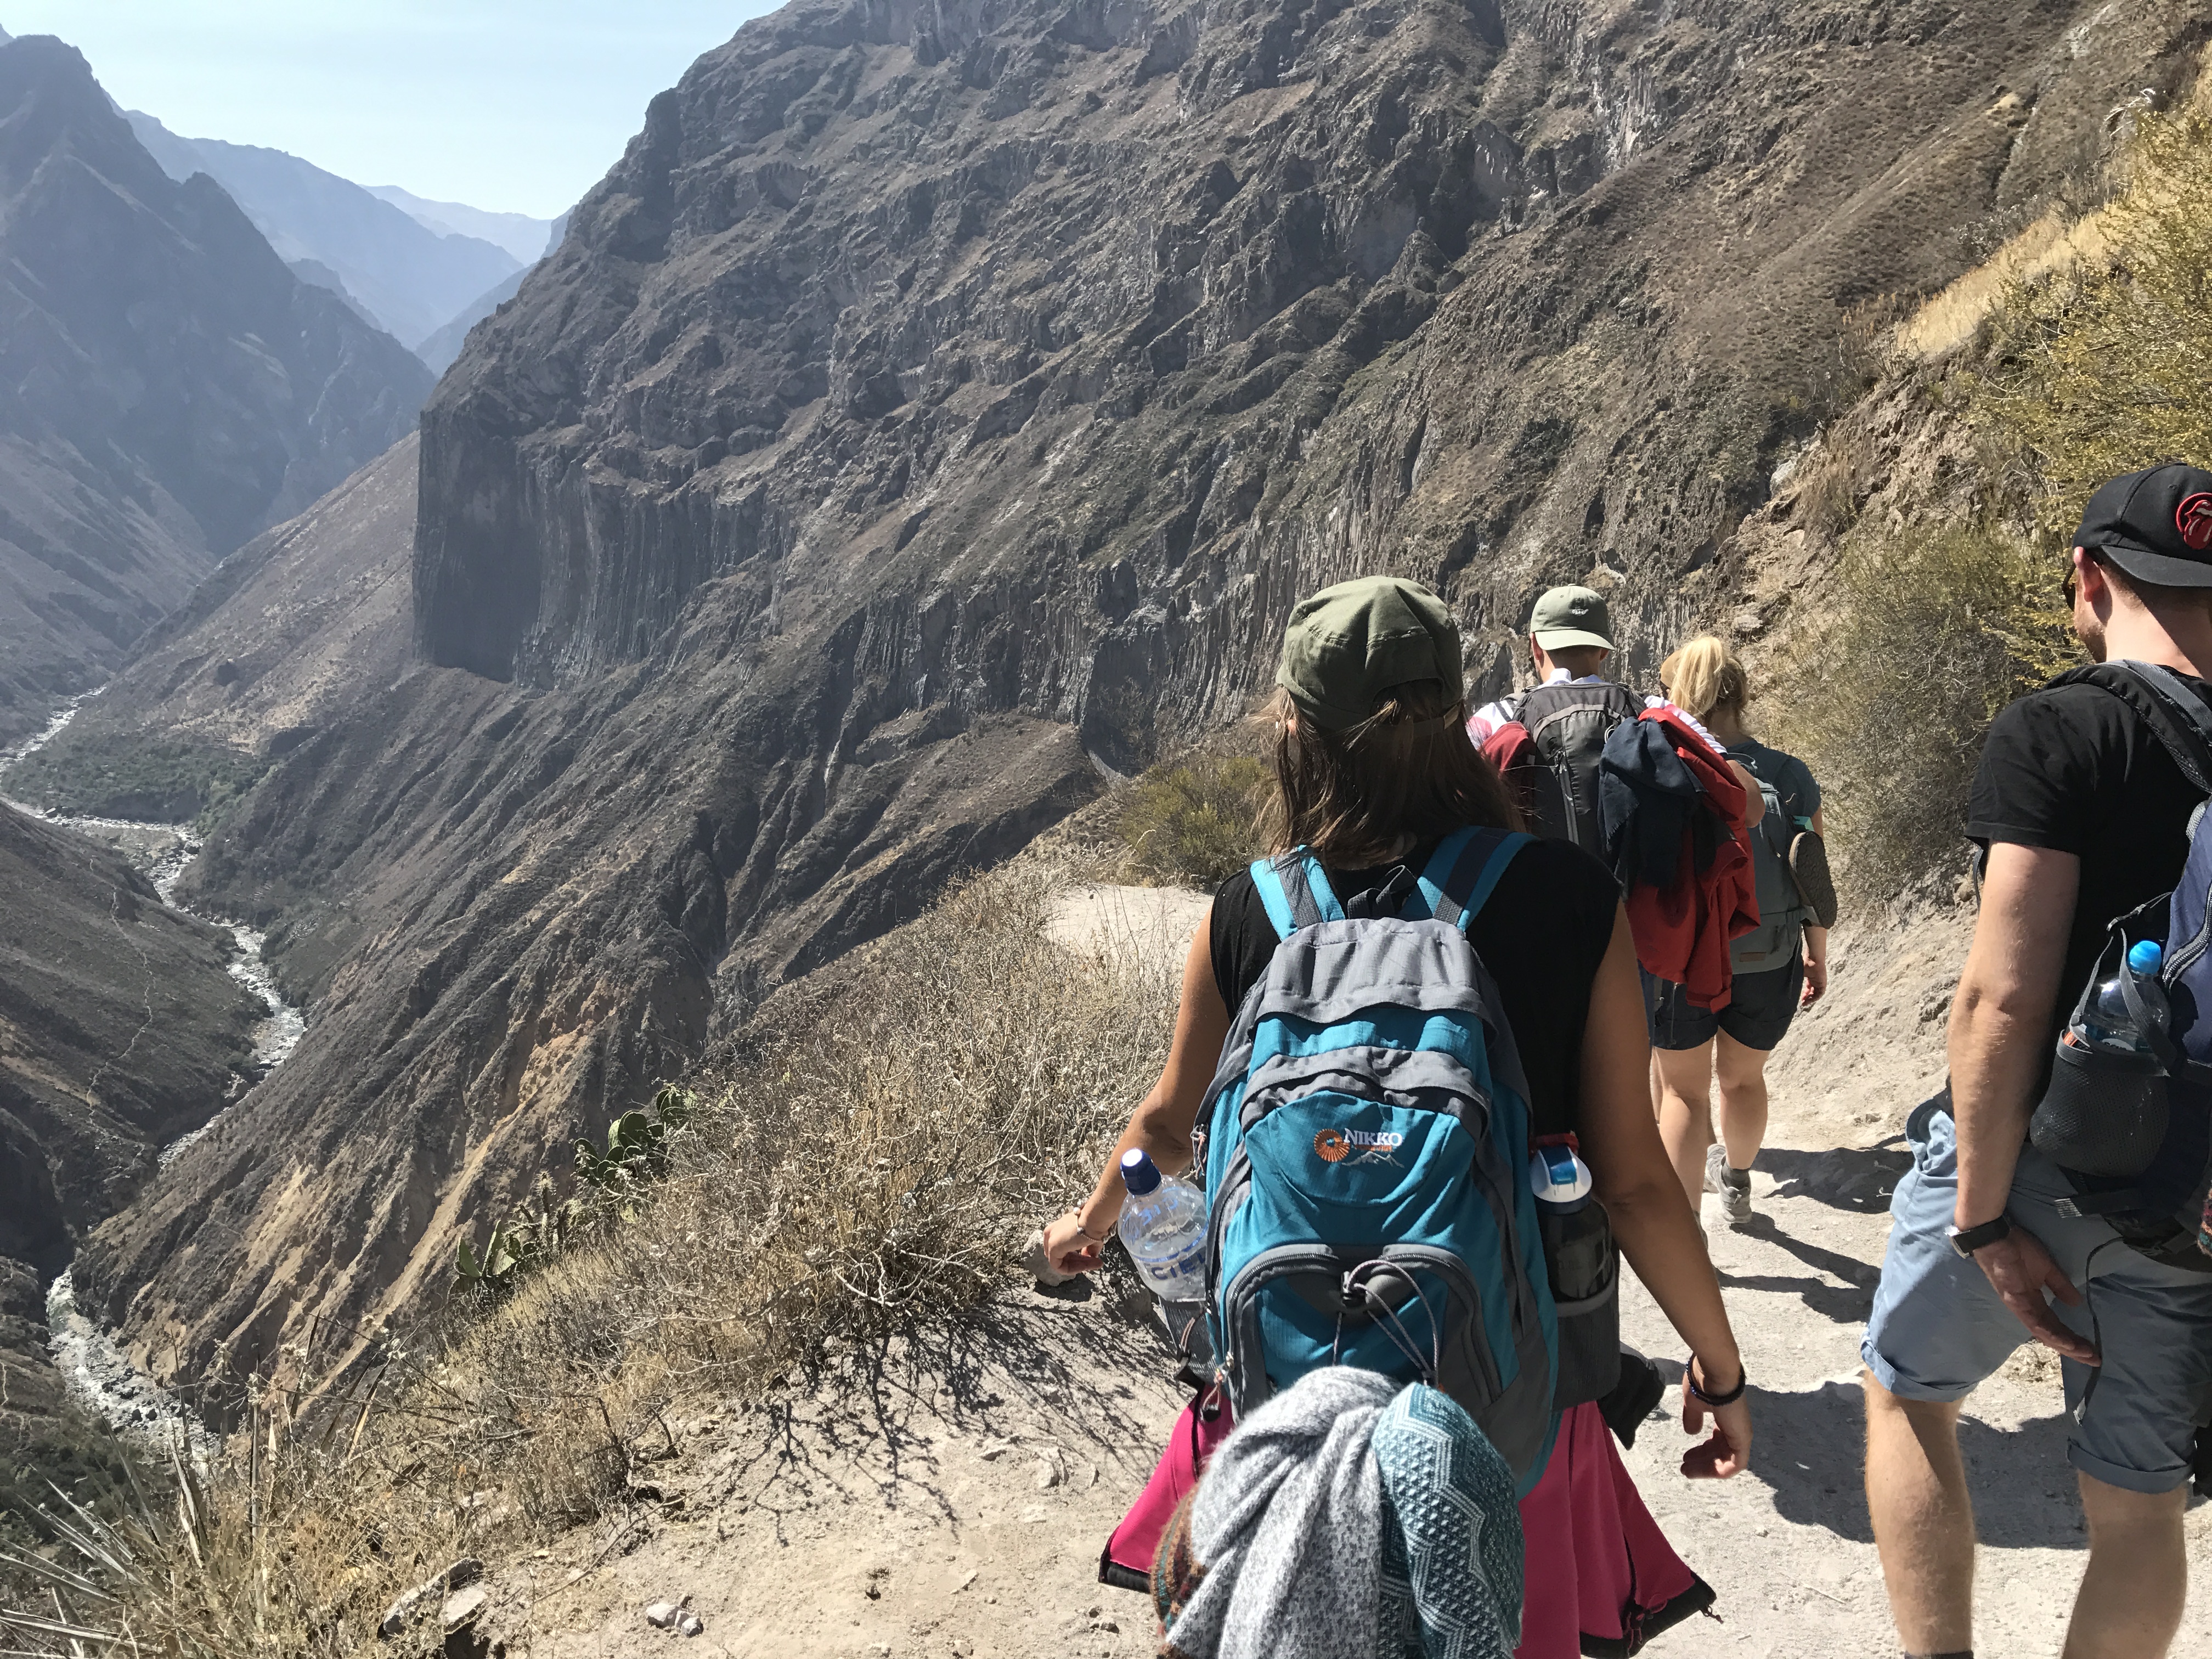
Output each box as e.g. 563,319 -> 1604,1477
473,889 -> 2210,1658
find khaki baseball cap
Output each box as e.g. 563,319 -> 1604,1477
1528,585 -> 1615,652
1275,575 -> 1464,730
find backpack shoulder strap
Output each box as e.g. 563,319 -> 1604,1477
1417,827 -> 1533,932
1249,849 -> 1347,940
2070,662 -> 2212,795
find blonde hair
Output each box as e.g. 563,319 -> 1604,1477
1658,635 -> 1750,719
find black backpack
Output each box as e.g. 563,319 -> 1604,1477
1507,681 -> 1646,858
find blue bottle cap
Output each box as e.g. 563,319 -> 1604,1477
2127,939 -> 2164,975
1119,1148 -> 1161,1196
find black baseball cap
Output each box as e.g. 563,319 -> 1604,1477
2073,463 -> 2212,588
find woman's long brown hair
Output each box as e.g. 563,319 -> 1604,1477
1256,681 -> 1522,867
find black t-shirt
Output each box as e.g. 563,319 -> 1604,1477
1966,672 -> 2212,1060
1209,836 -> 1620,1136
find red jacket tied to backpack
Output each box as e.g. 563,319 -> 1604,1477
1483,698 -> 1759,1011
1615,708 -> 1758,1011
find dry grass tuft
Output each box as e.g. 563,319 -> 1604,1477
3,858 -> 1177,1656
1968,91 -> 2212,531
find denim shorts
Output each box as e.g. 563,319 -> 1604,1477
1861,1094 -> 2212,1493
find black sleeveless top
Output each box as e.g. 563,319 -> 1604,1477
1207,836 -> 1620,1137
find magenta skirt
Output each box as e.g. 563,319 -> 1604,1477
1515,1401 -> 1714,1657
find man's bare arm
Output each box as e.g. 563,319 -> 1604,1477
1948,841 -> 2097,1361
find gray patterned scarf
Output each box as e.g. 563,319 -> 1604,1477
1163,1367 -> 1523,1659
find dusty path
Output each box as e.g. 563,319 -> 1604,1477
490,887 -> 2210,1657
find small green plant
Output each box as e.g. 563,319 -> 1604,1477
453,1086 -> 701,1293
574,1084 -> 697,1192
453,1175 -> 591,1294
1116,755 -> 1268,887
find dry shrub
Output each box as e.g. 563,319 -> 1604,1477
7,859 -> 1176,1656
1765,524 -> 2078,898
1971,97 -> 2212,529
1116,755 -> 1268,887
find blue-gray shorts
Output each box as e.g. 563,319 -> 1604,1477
1861,1095 -> 2212,1493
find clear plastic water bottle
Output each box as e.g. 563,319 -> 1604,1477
1116,1148 -> 1207,1301
2080,940 -> 2165,1053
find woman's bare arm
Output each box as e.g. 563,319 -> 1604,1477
1578,904 -> 1752,1476
1043,910 -> 1231,1273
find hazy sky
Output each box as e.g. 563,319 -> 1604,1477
5,1 -> 782,217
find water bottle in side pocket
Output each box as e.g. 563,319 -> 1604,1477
2033,936 -> 2172,1177
1530,1137 -> 1620,1406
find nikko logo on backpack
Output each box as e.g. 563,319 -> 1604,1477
1312,1127 -> 1405,1165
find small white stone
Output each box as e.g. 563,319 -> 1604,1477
442,1584 -> 488,1631
676,1612 -> 705,1637
645,1600 -> 680,1628
1032,1457 -> 1060,1491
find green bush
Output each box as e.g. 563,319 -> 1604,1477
1116,755 -> 1269,888
1765,524 -> 2079,898
5,732 -> 263,828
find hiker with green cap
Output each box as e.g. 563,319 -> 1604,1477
1045,574 -> 1752,1656
1469,585 -> 1624,742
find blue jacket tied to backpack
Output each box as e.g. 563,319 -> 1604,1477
1199,826 -> 1560,1492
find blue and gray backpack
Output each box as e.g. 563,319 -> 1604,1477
1197,825 -> 1559,1491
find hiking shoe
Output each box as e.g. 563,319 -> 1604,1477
1789,828 -> 1839,928
1705,1142 -> 1753,1227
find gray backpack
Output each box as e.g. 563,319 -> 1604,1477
1731,772 -> 1807,971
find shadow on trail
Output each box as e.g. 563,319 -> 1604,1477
1760,1139 -> 1912,1214
716,1275 -> 1175,1548
1719,1212 -> 1882,1325
1736,1376 -> 2086,1549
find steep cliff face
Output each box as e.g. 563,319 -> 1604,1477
78,0 -> 2208,1398
0,36 -> 431,746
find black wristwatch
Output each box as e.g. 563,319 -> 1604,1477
1947,1215 -> 2012,1259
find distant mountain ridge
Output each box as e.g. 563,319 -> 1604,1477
124,110 -> 521,351
0,33 -> 430,744
365,184 -> 555,265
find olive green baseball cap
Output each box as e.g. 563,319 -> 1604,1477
1528,585 -> 1615,651
1274,575 -> 1464,730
